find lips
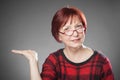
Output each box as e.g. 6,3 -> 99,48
71,38 -> 81,42
71,38 -> 81,40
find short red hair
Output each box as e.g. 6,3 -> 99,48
51,6 -> 87,42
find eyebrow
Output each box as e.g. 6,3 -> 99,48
62,25 -> 71,29
63,22 -> 83,29
76,22 -> 83,25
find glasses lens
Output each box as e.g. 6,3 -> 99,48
64,27 -> 84,36
77,28 -> 84,32
65,30 -> 73,36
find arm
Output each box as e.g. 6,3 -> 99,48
29,59 -> 42,80
101,58 -> 114,80
41,54 -> 57,80
11,50 -> 42,80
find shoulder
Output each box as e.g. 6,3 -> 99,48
93,50 -> 110,64
49,48 -> 63,58
44,48 -> 63,64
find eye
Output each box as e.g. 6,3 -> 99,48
63,26 -> 71,31
76,24 -> 83,29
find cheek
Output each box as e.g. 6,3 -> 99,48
81,35 -> 85,42
59,35 -> 70,43
81,33 -> 85,40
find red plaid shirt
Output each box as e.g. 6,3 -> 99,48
41,49 -> 114,80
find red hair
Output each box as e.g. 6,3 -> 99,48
51,6 -> 87,42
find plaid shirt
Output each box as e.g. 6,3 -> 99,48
41,49 -> 114,80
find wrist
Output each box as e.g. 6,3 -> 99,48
29,58 -> 38,65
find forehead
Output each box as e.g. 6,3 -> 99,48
64,16 -> 82,27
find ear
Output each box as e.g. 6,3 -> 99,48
58,35 -> 62,42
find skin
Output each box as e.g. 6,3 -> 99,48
11,50 -> 42,80
59,16 -> 93,63
11,16 -> 93,80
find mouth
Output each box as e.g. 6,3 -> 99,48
71,38 -> 81,43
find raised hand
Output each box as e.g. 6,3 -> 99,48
11,49 -> 42,80
11,50 -> 38,62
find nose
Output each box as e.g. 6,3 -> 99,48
72,30 -> 78,37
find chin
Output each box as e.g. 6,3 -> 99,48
70,43 -> 83,48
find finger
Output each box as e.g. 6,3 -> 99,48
11,50 -> 23,54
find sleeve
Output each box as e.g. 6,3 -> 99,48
101,57 -> 114,80
41,54 -> 57,80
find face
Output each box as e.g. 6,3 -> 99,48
59,16 -> 85,48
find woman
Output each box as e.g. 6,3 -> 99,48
12,6 -> 114,80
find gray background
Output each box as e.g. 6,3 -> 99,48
0,0 -> 120,80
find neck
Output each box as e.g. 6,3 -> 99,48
64,44 -> 86,55
63,45 -> 93,63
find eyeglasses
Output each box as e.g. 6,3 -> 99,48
59,25 -> 85,36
